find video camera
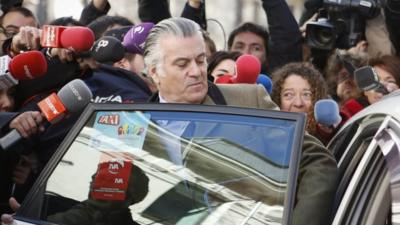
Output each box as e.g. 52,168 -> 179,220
305,0 -> 381,50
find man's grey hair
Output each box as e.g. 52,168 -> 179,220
143,17 -> 203,73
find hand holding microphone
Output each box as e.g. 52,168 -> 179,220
41,25 -> 95,51
10,26 -> 41,56
0,79 -> 93,150
41,25 -> 95,62
9,111 -> 44,138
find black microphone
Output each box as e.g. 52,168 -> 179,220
314,99 -> 342,127
354,66 -> 388,94
0,79 -> 92,150
91,36 -> 126,64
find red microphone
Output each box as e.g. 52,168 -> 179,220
60,26 -> 95,51
8,51 -> 47,79
0,51 -> 47,90
234,54 -> 261,84
214,54 -> 261,85
41,25 -> 95,51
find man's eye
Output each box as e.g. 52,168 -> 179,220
233,45 -> 243,50
196,60 -> 205,65
176,63 -> 187,68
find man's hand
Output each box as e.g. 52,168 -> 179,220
93,0 -> 109,11
299,13 -> 318,38
0,197 -> 20,225
347,40 -> 368,55
9,111 -> 44,138
10,26 -> 41,56
188,0 -> 202,8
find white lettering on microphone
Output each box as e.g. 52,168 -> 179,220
45,26 -> 56,46
45,98 -> 59,115
23,65 -> 33,79
69,84 -> 83,101
134,26 -> 144,34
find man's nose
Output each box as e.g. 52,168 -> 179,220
188,61 -> 202,77
242,46 -> 251,54
0,96 -> 13,112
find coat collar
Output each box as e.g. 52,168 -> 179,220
147,82 -> 223,106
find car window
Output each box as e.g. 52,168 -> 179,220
29,106 -> 304,225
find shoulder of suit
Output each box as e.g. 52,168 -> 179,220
215,83 -> 264,106
216,83 -> 261,94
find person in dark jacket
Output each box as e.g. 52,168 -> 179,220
0,24 -> 155,214
228,0 -> 303,74
79,0 -> 111,26
138,0 -> 207,30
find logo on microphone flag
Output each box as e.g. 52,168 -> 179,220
37,93 -> 67,123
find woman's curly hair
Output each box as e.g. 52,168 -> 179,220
271,62 -> 329,135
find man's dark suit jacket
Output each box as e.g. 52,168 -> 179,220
148,83 -> 338,225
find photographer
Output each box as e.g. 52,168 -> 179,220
302,0 -> 382,70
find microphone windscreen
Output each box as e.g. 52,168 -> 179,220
235,54 -> 261,84
314,99 -> 342,126
256,74 -> 273,94
123,22 -> 154,55
57,79 -> 92,113
8,51 -> 47,80
91,36 -> 125,64
354,66 -> 380,91
60,26 -> 95,51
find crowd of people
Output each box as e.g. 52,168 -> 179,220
0,0 -> 399,224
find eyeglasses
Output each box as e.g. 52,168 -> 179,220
0,26 -> 19,39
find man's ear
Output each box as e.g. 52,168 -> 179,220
148,65 -> 160,85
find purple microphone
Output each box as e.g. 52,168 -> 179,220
123,22 -> 155,55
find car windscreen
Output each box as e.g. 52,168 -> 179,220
38,104 -> 304,225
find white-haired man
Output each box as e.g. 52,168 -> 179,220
144,17 -> 338,225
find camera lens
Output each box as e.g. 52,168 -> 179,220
315,27 -> 334,45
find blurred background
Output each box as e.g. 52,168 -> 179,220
20,0 -> 306,50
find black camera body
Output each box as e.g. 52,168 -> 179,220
306,0 -> 381,50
